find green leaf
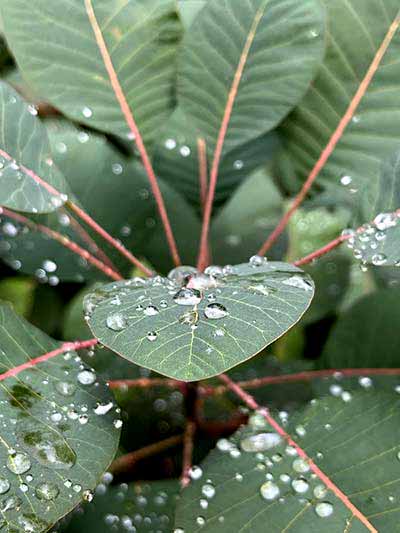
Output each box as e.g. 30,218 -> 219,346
86,262 -> 314,381
178,0 -> 207,28
1,0 -> 181,144
279,0 -> 400,209
321,288 -> 400,369
210,169 -> 287,265
175,389 -> 400,532
0,303 -> 120,533
153,108 -> 279,206
0,277 -> 35,318
0,121 -> 200,281
177,0 -> 325,157
0,82 -> 68,213
61,480 -> 180,533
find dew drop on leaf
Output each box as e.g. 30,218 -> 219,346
35,482 -> 59,501
94,402 -> 114,416
292,477 -> 309,494
173,288 -> 202,306
147,331 -> 158,342
77,369 -> 96,385
204,303 -> 228,320
7,452 -> 31,474
0,478 -> 10,495
315,502 -> 334,518
106,312 -> 128,331
260,481 -> 280,501
240,432 -> 281,452
249,255 -> 267,267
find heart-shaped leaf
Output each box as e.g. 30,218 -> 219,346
177,0 -> 325,157
0,302 -> 120,533
87,262 -> 314,381
1,0 -> 181,144
0,82 -> 68,214
175,388 -> 400,531
279,0 -> 400,209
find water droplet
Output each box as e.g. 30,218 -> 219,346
292,458 -> 310,473
204,303 -> 228,320
7,452 -> 31,474
283,276 -> 313,291
173,288 -> 202,306
201,483 -> 215,499
77,369 -> 96,385
240,432 -> 282,452
292,477 -> 309,494
82,106 -> 93,118
180,145 -> 191,157
94,402 -> 114,415
165,138 -> 176,150
144,305 -> 159,316
189,466 -> 203,480
314,484 -> 328,499
315,502 -> 333,518
340,175 -> 352,186
372,253 -> 387,266
0,478 -> 10,495
249,255 -> 267,267
260,481 -> 280,501
83,489 -> 94,502
35,482 -> 59,501
18,426 -> 76,470
106,313 -> 128,331
55,381 -> 76,396
147,331 -> 158,342
374,212 -> 397,231
233,160 -> 244,170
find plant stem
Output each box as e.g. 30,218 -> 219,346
110,435 -> 183,476
0,339 -> 99,381
206,368 -> 400,395
218,374 -> 377,532
180,383 -> 199,488
84,0 -> 181,267
258,12 -> 400,256
108,377 -> 181,391
0,207 -> 122,281
67,201 -> 153,276
196,6 -> 266,271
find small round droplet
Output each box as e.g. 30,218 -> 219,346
249,255 -> 267,267
315,502 -> 333,518
292,477 -> 309,494
7,453 -> 31,474
77,369 -> 96,386
147,331 -> 158,342
173,288 -> 202,306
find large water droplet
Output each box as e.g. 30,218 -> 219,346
173,288 -> 202,306
77,369 -> 96,386
106,313 -> 128,331
292,477 -> 309,494
0,478 -> 10,495
240,432 -> 281,452
283,276 -> 313,291
204,303 -> 228,320
35,482 -> 59,501
94,402 -> 114,415
260,481 -> 280,501
7,453 -> 31,474
18,426 -> 76,470
315,502 -> 333,518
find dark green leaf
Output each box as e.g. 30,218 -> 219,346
61,480 -> 180,533
0,302 -> 120,533
210,169 -> 287,265
0,82 -> 68,213
279,0 -> 400,211
87,262 -> 314,381
178,0 -> 325,157
1,0 -> 181,144
321,288 -> 400,369
176,389 -> 400,531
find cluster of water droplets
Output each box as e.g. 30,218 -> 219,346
343,211 -> 400,270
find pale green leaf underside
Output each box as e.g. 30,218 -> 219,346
1,0 -> 181,144
87,262 -> 314,381
0,82 -> 68,214
279,0 -> 400,209
0,303 -> 120,533
175,390 -> 400,532
178,0 -> 326,156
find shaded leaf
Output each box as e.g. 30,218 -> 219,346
210,169 -> 287,265
0,303 -> 120,533
61,479 -> 180,533
0,276 -> 35,317
279,0 -> 400,211
178,0 -> 325,157
1,0 -> 181,144
176,389 -> 400,531
178,0 -> 207,28
87,262 -> 314,381
153,108 -> 279,206
321,288 -> 400,369
0,82 -> 68,213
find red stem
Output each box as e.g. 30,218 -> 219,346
1,207 -> 122,281
109,377 -> 181,390
0,146 -> 151,276
0,339 -> 98,381
218,374 -> 378,532
258,12 -> 400,256
67,211 -> 119,272
84,0 -> 181,267
197,6 -> 266,271
180,420 -> 196,488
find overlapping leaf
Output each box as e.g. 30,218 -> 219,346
175,389 -> 400,531
279,0 -> 400,210
178,0 -> 325,157
87,262 -> 314,381
1,0 -> 181,144
0,83 -> 68,213
321,288 -> 400,369
0,303 -> 120,533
